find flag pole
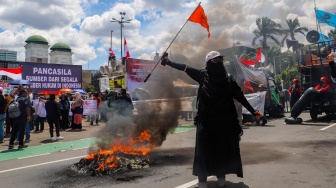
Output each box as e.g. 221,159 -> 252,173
314,0 -> 318,31
144,2 -> 201,82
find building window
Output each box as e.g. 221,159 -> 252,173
37,58 -> 42,63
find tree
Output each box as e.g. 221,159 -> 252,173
92,72 -> 101,92
282,18 -> 308,42
328,29 -> 336,39
85,84 -> 95,92
275,65 -> 300,90
252,17 -> 285,52
266,46 -> 281,73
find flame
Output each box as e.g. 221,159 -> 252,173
85,130 -> 155,172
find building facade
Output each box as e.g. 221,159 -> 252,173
49,42 -> 73,65
0,49 -> 17,62
24,35 -> 49,63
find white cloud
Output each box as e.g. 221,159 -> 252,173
0,0 -> 335,67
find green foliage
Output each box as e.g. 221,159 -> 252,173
85,84 -> 95,92
252,17 -> 286,51
282,18 -> 308,44
275,65 -> 300,89
92,72 -> 102,92
328,29 -> 336,39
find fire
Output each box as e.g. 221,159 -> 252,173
85,130 -> 155,172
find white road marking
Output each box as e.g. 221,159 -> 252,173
0,155 -> 86,174
72,147 -> 89,151
18,153 -> 51,159
320,123 -> 336,131
175,176 -> 214,188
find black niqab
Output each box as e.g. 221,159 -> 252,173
199,61 -> 230,114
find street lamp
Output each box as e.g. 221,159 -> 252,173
111,12 -> 132,60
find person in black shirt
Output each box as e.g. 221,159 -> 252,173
8,89 -> 30,149
161,51 -> 263,188
45,94 -> 63,141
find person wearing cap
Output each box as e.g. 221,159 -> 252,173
161,51 -> 263,188
288,78 -> 301,109
315,76 -> 330,93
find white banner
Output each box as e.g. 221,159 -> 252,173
33,99 -> 98,116
234,59 -> 268,86
242,91 -> 266,114
69,100 -> 97,116
99,77 -> 110,92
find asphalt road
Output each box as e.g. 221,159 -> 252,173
0,112 -> 335,188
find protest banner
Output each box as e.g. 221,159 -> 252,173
69,100 -> 97,116
242,91 -> 266,114
21,62 -> 82,93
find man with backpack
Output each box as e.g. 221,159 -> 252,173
8,89 -> 31,149
0,90 -> 7,143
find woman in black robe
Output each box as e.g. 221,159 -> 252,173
161,51 -> 262,188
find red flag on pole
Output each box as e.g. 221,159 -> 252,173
188,4 -> 210,38
124,37 -> 130,59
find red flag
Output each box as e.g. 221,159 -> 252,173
240,58 -> 256,66
109,48 -> 115,56
255,48 -> 265,63
188,4 -> 210,38
0,66 -> 22,80
124,37 -> 130,59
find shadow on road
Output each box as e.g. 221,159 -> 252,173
202,181 -> 249,188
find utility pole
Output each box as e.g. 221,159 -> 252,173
110,30 -> 113,49
111,12 -> 132,60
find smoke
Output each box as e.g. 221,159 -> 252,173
93,66 -> 182,151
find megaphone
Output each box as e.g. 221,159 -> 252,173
115,63 -> 123,73
99,66 -> 105,75
264,63 -> 274,74
104,65 -> 109,75
111,59 -> 116,71
306,30 -> 320,43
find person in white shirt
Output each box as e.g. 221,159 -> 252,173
34,97 -> 46,132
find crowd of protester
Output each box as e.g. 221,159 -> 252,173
0,85 -> 133,149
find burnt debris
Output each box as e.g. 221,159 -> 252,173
71,152 -> 150,176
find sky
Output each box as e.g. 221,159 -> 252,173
0,0 -> 335,70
